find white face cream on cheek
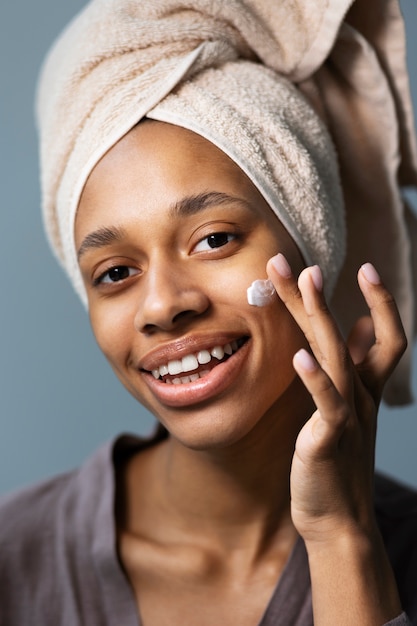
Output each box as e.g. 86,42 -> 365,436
247,279 -> 277,306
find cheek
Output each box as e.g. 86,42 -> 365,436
203,255 -> 272,308
89,302 -> 133,368
260,298 -> 307,380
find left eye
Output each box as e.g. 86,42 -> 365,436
193,232 -> 235,253
95,265 -> 139,285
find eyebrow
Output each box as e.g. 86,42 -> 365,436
77,226 -> 127,260
169,191 -> 246,218
77,191 -> 249,260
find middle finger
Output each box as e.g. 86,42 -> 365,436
268,254 -> 353,400
297,265 -> 353,399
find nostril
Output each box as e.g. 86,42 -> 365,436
141,322 -> 158,336
134,284 -> 210,333
172,309 -> 203,325
138,307 -> 209,335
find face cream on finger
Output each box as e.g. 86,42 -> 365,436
247,279 -> 276,306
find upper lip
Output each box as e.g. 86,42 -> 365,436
138,332 -> 248,371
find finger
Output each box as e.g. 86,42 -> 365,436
267,253 -> 319,355
293,348 -> 350,452
347,316 -> 375,365
356,264 -> 407,395
297,265 -> 354,400
268,255 -> 355,400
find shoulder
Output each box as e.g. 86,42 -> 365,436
0,470 -> 79,624
0,436 -> 114,545
0,439 -> 115,625
0,433 -> 158,625
0,470 -> 74,538
374,472 -> 417,622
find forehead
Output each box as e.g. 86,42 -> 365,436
79,120 -> 258,202
75,120 -> 288,244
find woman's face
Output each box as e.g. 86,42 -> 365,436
75,121 -> 307,449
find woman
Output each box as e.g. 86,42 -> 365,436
1,0 -> 417,624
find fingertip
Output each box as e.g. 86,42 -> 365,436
347,316 -> 375,365
310,265 -> 323,292
360,263 -> 381,286
298,265 -> 323,292
269,252 -> 292,279
293,348 -> 317,372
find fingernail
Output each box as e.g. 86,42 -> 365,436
310,265 -> 323,291
294,348 -> 317,372
361,263 -> 380,285
271,253 -> 292,278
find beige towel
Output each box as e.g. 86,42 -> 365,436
36,0 -> 417,405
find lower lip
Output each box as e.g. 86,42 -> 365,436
142,340 -> 250,408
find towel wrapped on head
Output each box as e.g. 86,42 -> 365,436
36,0 -> 417,405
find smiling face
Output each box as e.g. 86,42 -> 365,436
75,121 -> 308,450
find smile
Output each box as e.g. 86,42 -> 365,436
149,339 -> 247,385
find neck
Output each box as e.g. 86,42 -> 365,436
121,379 -> 312,561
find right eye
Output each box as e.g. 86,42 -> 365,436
94,265 -> 140,286
192,231 -> 237,253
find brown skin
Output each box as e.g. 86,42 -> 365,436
75,121 -> 405,625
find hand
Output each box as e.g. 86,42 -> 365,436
267,254 -> 406,623
266,254 -> 407,543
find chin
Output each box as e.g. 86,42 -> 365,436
160,396 -> 294,453
158,408 -> 262,452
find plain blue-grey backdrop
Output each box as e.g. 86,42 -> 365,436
0,1 -> 416,495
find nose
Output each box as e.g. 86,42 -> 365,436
134,264 -> 210,334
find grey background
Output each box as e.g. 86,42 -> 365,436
0,1 -> 416,495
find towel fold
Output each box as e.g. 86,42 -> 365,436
36,0 -> 417,405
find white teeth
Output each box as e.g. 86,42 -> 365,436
150,340 -> 243,380
168,360 -> 183,375
197,350 -> 211,365
211,345 -> 224,360
182,354 -> 199,372
170,371 -> 210,385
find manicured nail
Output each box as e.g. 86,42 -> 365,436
361,262 -> 380,285
310,265 -> 323,291
271,253 -> 292,278
294,348 -> 317,372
